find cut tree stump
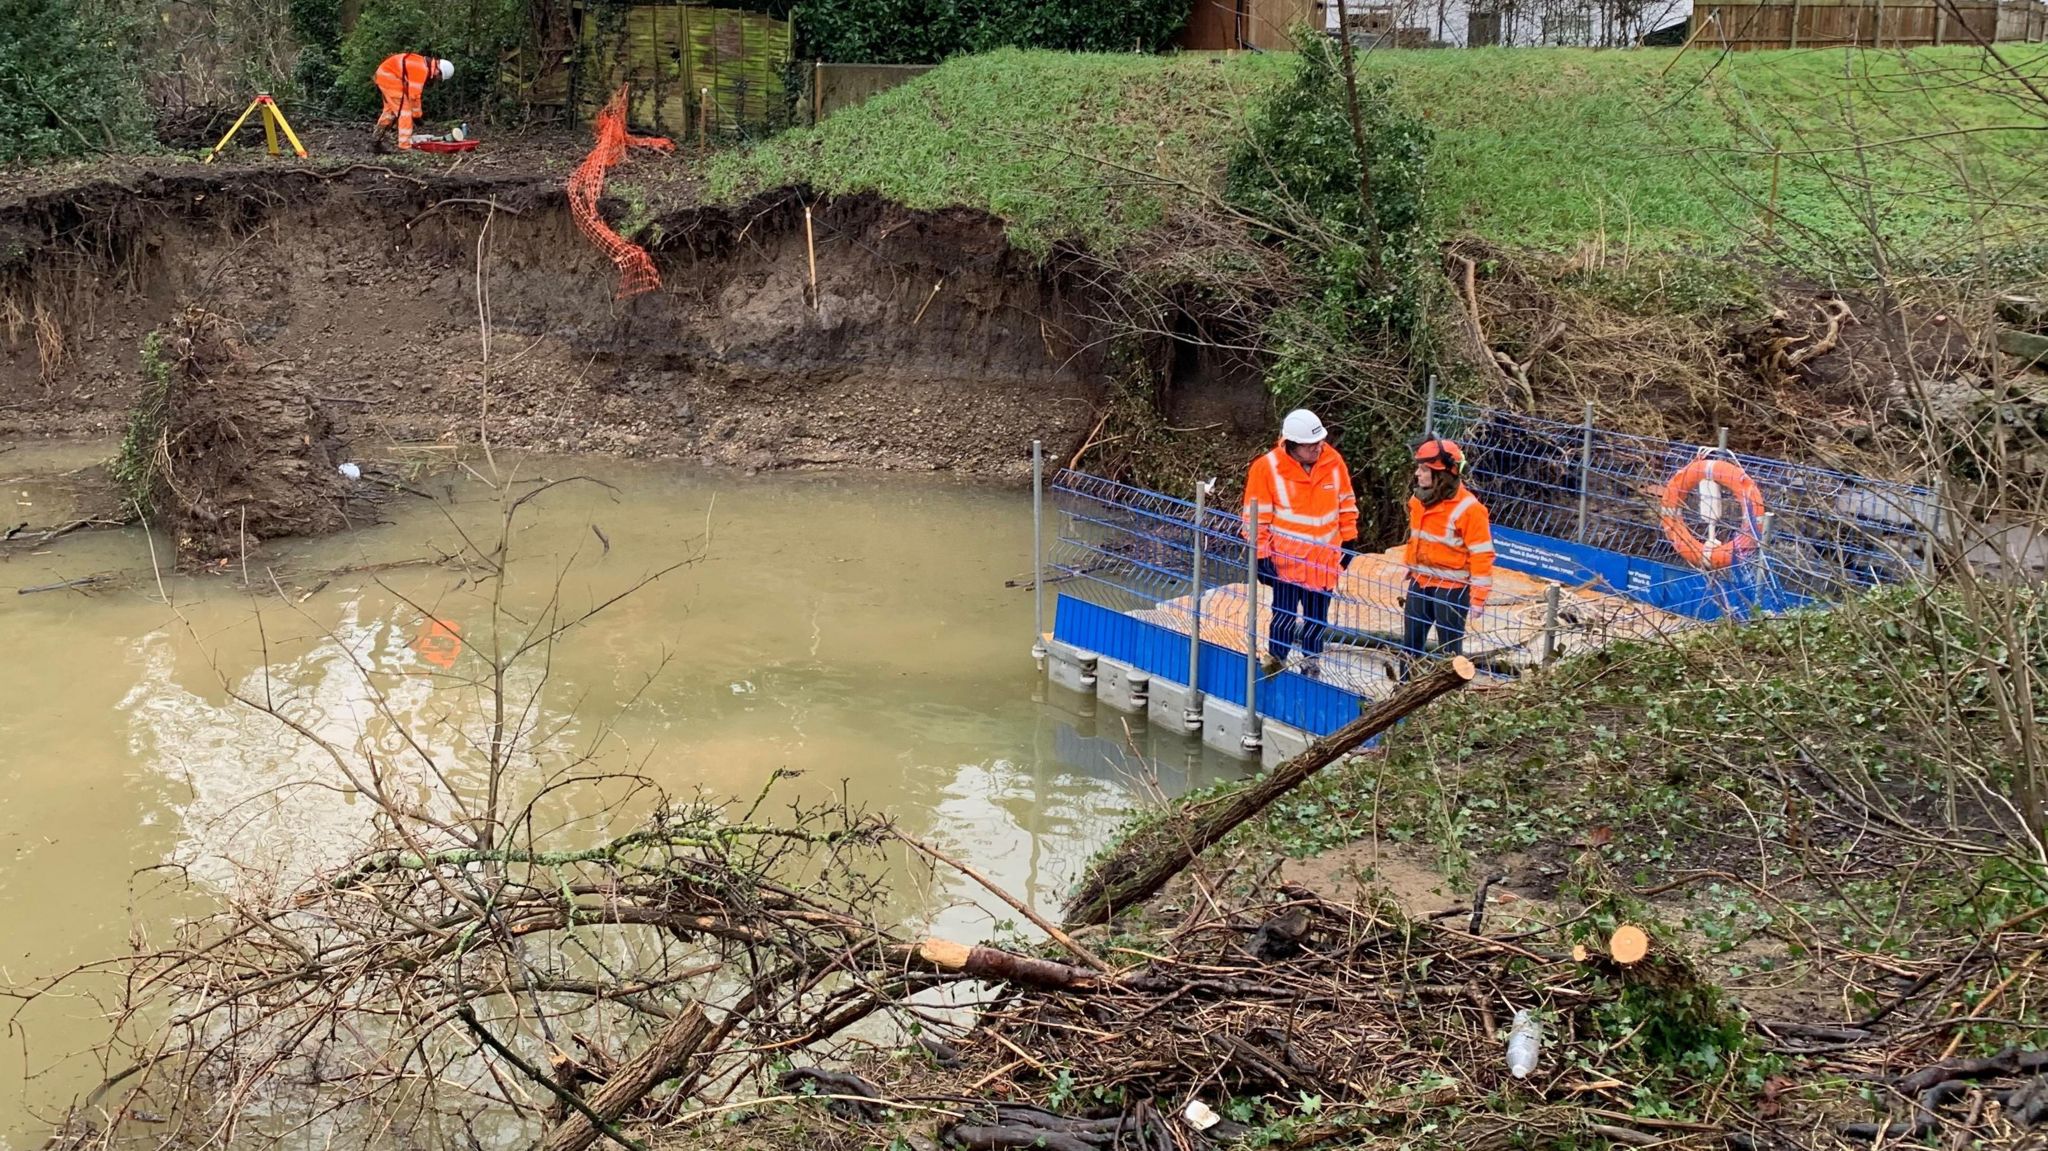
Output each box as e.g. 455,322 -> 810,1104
1610,924 -> 1650,965
1062,656 -> 1476,928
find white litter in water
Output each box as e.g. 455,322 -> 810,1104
730,680 -> 755,695
337,462 -> 362,480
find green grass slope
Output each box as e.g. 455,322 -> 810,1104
707,48 -> 1289,254
711,45 -> 2048,265
1381,45 -> 2048,265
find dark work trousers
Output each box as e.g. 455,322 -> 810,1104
1269,578 -> 1334,661
1402,581 -> 1471,658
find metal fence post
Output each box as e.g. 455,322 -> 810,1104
1922,476 -> 1943,576
1031,440 -> 1046,661
1244,499 -> 1262,752
1424,374 -> 1437,439
1717,425 -> 1729,453
1575,401 -> 1594,543
1540,583 -> 1561,664
1187,479 -> 1210,728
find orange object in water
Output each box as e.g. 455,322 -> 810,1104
568,85 -> 674,299
414,617 -> 462,670
1659,454 -> 1767,569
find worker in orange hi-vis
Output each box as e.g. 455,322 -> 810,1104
371,53 -> 453,153
1242,408 -> 1359,680
1402,437 -> 1494,663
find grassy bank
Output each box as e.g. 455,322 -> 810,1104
1242,583 -> 2047,1040
707,49 -> 1288,254
711,45 -> 2048,266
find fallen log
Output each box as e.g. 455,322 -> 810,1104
902,938 -> 1106,992
543,1003 -> 714,1151
1063,657 -> 1476,928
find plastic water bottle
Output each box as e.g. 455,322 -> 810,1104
1506,1009 -> 1542,1079
453,121 -> 469,142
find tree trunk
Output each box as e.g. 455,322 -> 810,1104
1063,657 -> 1476,928
1332,0 -> 1380,262
899,937 -> 1106,991
543,1003 -> 713,1151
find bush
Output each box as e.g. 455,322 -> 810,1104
335,0 -> 525,117
0,0 -> 150,162
1224,34 -> 1433,544
792,0 -> 1188,64
286,0 -> 343,106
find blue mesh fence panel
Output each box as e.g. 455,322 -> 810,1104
1428,399 -> 1934,616
1043,402 -> 1930,737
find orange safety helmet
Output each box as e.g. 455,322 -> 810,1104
1414,436 -> 1466,475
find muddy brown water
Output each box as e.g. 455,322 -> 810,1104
0,445 -> 1247,1144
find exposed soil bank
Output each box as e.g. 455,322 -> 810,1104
0,162 -> 1263,479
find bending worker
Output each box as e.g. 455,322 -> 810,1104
1403,437 -> 1494,659
371,53 -> 454,152
1243,409 -> 1358,679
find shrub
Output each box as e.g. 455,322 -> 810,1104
792,0 -> 1188,64
1224,33 -> 1433,544
0,0 -> 150,161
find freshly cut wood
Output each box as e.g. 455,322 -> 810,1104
543,1003 -> 713,1151
1609,924 -> 1650,966
1062,657 -> 1477,928
905,938 -> 1106,992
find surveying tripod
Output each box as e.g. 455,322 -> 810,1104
205,93 -> 309,164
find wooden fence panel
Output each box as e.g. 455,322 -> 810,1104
1245,0 -> 1315,48
558,3 -> 790,135
1698,0 -> 2014,47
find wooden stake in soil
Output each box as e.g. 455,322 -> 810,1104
1062,657 -> 1477,928
804,204 -> 818,313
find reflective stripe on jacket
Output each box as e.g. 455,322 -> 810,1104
374,53 -> 436,111
1405,486 -> 1496,607
1242,441 -> 1358,592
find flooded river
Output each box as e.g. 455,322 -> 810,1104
0,446 -> 1247,1144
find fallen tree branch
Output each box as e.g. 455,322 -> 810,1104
896,832 -> 1111,973
541,1002 -> 714,1151
1063,657 -> 1476,927
457,1006 -> 648,1151
900,939 -> 1107,993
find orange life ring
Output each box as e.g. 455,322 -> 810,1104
1659,455 -> 1767,569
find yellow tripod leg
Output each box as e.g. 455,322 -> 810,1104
205,99 -> 262,164
269,103 -> 310,158
262,104 -> 280,156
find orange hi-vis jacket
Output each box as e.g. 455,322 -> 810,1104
1405,483 -> 1496,608
374,53 -> 438,148
1243,441 -> 1358,592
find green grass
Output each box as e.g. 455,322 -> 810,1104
711,45 -> 2048,267
706,48 -> 1289,255
1249,583 -> 2048,961
1370,45 -> 2048,265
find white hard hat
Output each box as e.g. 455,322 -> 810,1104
437,59 -> 455,82
1280,408 -> 1327,445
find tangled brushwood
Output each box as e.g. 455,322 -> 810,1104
118,306 -> 358,561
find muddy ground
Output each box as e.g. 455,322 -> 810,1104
0,133 -> 1271,490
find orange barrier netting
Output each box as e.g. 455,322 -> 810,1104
568,85 -> 674,300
